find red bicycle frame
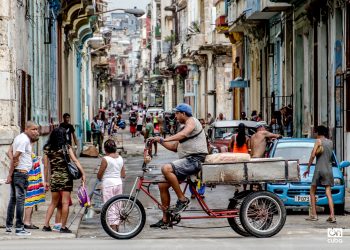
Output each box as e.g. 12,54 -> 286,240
131,174 -> 239,220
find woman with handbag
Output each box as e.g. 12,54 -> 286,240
42,127 -> 86,233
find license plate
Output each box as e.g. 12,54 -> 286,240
294,195 -> 318,202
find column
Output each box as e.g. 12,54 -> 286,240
0,0 -> 20,225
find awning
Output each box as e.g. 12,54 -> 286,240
230,80 -> 248,88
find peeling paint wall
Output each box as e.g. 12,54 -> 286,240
0,0 -> 19,225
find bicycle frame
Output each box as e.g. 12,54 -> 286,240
127,170 -> 239,220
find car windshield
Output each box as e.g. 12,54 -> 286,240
214,127 -> 236,139
273,142 -> 315,164
213,127 -> 255,139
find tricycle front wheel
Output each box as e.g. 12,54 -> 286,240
239,191 -> 286,238
101,195 -> 146,239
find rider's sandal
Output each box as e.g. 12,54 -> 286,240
305,215 -> 318,221
326,217 -> 336,223
150,219 -> 172,229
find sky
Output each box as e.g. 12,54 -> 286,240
106,0 -> 150,12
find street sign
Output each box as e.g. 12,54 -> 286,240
230,80 -> 248,88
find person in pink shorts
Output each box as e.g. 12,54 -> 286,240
97,139 -> 126,231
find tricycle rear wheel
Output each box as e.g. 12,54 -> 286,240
239,191 -> 286,238
227,190 -> 252,237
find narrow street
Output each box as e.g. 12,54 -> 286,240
77,126 -> 350,244
1,0 -> 350,249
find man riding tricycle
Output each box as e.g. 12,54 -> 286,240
100,104 -> 297,239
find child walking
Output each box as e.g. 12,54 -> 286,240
97,139 -> 126,232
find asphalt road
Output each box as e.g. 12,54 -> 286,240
76,130 -> 350,245
1,129 -> 349,249
0,236 -> 348,250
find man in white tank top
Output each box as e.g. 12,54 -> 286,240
150,103 -> 208,229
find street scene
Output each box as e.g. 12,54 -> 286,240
0,0 -> 350,249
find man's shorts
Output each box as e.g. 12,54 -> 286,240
170,154 -> 206,181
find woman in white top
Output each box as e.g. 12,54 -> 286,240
136,115 -> 143,136
97,139 -> 126,231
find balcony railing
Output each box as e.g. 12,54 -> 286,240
228,0 -> 291,23
186,33 -> 205,51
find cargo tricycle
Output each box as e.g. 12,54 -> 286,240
100,140 -> 299,240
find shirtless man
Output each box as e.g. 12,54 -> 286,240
250,121 -> 282,158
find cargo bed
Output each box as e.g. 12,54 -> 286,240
201,158 -> 300,185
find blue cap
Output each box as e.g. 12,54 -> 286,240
173,103 -> 192,116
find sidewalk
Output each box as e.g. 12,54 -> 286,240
0,157 -> 101,240
0,124 -> 144,240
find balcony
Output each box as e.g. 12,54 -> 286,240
245,0 -> 291,20
228,0 -> 291,24
186,33 -> 205,52
215,15 -> 228,34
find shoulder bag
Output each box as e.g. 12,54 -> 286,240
62,145 -> 82,180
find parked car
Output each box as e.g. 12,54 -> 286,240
208,120 -> 257,154
266,138 -> 350,214
146,107 -> 164,117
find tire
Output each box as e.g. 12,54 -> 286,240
227,190 -> 253,237
227,199 -> 250,236
101,195 -> 146,240
239,191 -> 286,238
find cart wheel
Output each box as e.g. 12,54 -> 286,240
227,190 -> 252,237
101,195 -> 146,240
239,191 -> 286,238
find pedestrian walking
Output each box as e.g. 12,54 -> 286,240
91,115 -> 104,154
97,139 -> 126,232
144,116 -> 157,156
303,125 -> 336,223
42,127 -> 86,233
5,121 -> 39,236
59,113 -> 78,149
153,112 -> 159,134
129,111 -> 137,137
158,114 -> 166,138
136,115 -> 143,137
